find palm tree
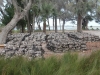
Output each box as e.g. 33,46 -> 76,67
31,4 -> 41,31
40,1 -> 53,33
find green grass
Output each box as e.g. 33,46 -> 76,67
0,51 -> 100,75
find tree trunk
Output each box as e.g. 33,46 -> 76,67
85,20 -> 88,30
36,18 -> 41,31
82,18 -> 89,30
59,18 -> 61,30
0,0 -> 32,44
77,13 -> 83,32
32,15 -> 35,32
26,12 -> 31,33
62,20 -> 65,33
0,14 -> 19,44
24,0 -> 31,33
38,24 -> 41,31
37,21 -> 41,31
21,25 -> 25,33
47,18 -> 50,31
55,16 -> 57,33
20,25 -> 25,33
43,19 -> 46,33
53,16 -> 55,30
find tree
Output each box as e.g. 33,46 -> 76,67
40,1 -> 53,33
60,0 -> 96,32
31,2 -> 41,32
82,15 -> 93,30
1,4 -> 14,25
57,0 -> 74,32
51,3 -> 58,33
75,0 -> 97,32
1,4 -> 27,33
95,0 -> 100,23
0,0 -> 32,44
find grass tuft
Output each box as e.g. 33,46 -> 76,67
0,51 -> 100,75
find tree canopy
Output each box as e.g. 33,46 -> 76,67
0,0 -> 100,44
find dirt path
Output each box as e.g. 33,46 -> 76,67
84,30 -> 100,37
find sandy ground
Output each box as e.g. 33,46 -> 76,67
84,30 -> 100,37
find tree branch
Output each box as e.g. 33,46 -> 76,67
6,0 -> 12,4
19,0 -> 32,19
11,0 -> 19,13
0,7 -> 5,16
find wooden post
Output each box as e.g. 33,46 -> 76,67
0,44 -> 6,49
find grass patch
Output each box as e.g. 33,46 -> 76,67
0,51 -> 100,75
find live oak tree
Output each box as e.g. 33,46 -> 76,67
41,1 -> 53,33
82,15 -> 93,30
1,4 -> 26,33
76,0 -> 97,32
95,0 -> 100,23
63,0 -> 96,32
1,4 -> 14,26
0,0 -> 32,44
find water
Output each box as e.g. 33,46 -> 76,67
35,26 -> 100,30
